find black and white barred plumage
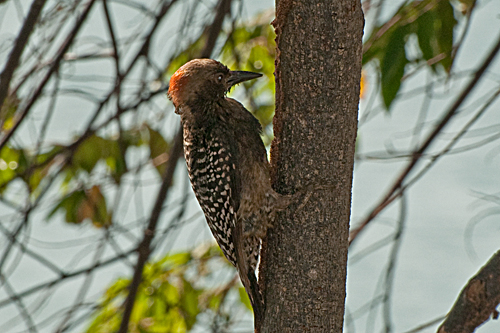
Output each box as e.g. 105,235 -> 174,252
183,127 -> 239,265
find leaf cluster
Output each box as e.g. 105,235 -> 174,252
363,0 -> 470,109
1,124 -> 169,227
86,245 -> 249,333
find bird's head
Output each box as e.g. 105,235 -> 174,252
168,59 -> 262,112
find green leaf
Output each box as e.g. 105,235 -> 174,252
86,247 -> 238,332
72,134 -> 128,183
221,13 -> 276,78
416,0 -> 456,73
0,146 -> 21,192
416,9 -> 437,64
363,0 -> 459,109
435,0 -> 456,72
72,135 -> 107,173
166,252 -> 192,267
362,0 -> 408,66
206,292 -> 223,311
47,189 -> 87,223
86,306 -> 121,333
0,94 -> 19,131
103,278 -> 129,304
25,145 -> 64,192
238,287 -> 252,311
48,185 -> 110,227
121,127 -> 146,147
147,126 -> 169,176
380,25 -> 409,109
253,103 -> 275,128
180,278 -> 201,329
108,138 -> 128,184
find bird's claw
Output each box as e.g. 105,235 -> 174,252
244,222 -> 272,240
294,184 -> 334,211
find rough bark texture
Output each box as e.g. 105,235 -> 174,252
437,250 -> 500,333
260,0 -> 364,332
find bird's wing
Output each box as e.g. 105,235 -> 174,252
186,128 -> 241,266
212,128 -> 264,322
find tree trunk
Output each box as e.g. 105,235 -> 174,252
260,0 -> 363,331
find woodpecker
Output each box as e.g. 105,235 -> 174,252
168,59 -> 286,327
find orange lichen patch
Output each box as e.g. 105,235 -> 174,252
359,70 -> 366,99
168,68 -> 189,107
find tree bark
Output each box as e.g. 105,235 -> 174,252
260,0 -> 363,332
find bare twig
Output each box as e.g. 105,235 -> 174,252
0,246 -> 136,309
0,273 -> 37,333
199,0 -> 232,59
0,0 -> 47,111
450,0 -> 477,70
403,315 -> 447,333
0,222 -> 62,275
55,235 -> 107,333
382,194 -> 407,333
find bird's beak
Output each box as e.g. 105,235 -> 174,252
227,70 -> 262,87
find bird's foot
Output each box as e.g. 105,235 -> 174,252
292,184 -> 335,211
244,222 -> 272,240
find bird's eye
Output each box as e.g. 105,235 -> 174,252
217,74 -> 223,82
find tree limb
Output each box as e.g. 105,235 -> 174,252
438,250 -> 500,333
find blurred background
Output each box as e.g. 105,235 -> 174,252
0,0 -> 499,332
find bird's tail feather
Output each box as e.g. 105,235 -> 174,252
233,220 -> 265,332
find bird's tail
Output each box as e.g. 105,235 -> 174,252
233,221 -> 265,332
247,269 -> 265,332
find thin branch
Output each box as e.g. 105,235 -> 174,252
34,72 -> 60,156
0,0 -> 47,111
0,222 -> 62,275
102,0 -> 120,73
199,0 -> 232,59
0,207 -> 32,276
348,233 -> 394,265
0,246 -> 136,309
55,235 -> 107,333
450,0 -> 477,70
382,194 -> 407,333
0,273 -> 37,333
403,315 -> 447,333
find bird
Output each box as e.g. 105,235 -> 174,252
168,58 -> 287,329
